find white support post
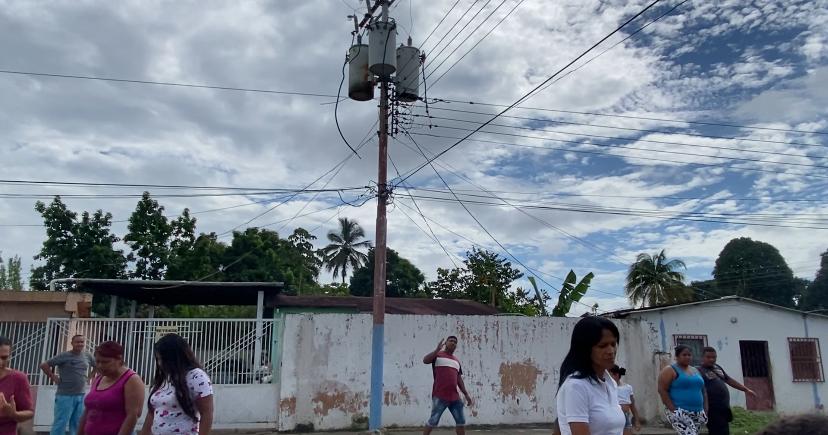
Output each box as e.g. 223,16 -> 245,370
254,290 -> 264,372
129,301 -> 137,318
148,306 -> 155,319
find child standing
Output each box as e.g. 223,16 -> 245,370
611,365 -> 642,435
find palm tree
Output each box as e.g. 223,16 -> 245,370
321,217 -> 371,283
625,249 -> 692,307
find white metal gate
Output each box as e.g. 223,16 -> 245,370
0,321 -> 46,384
41,318 -> 275,385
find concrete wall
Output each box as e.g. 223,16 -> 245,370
631,299 -> 828,414
0,291 -> 91,321
277,314 -> 661,431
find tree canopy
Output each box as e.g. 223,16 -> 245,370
801,249 -> 828,312
349,247 -> 426,297
713,237 -> 798,307
625,249 -> 691,307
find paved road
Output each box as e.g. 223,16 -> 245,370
238,426 -> 678,435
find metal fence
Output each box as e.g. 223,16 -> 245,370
41,318 -> 274,385
0,321 -> 47,384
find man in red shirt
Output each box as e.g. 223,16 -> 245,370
422,336 -> 473,435
0,336 -> 34,435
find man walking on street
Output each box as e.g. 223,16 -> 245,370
697,347 -> 757,435
40,335 -> 95,435
422,336 -> 473,435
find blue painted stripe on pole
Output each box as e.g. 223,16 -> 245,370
369,323 -> 385,431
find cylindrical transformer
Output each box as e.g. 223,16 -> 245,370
368,20 -> 397,77
348,44 -> 374,101
395,45 -> 420,102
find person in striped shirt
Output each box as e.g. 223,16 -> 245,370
422,336 -> 473,435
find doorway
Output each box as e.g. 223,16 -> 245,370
739,340 -> 776,410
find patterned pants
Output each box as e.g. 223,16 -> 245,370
665,409 -> 708,435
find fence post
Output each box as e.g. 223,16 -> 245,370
254,291 -> 264,373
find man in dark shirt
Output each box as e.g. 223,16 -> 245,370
421,336 -> 473,435
697,347 -> 757,435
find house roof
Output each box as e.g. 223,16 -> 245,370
72,279 -> 283,306
268,294 -> 501,315
602,295 -> 828,319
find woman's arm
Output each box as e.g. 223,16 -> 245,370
139,405 -> 154,435
630,394 -> 642,431
568,422 -> 591,435
196,395 -> 214,435
657,367 -> 677,412
118,376 -> 145,435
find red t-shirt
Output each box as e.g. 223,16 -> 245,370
432,351 -> 463,402
0,370 -> 33,435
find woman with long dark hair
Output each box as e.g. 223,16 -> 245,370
556,316 -> 625,435
140,334 -> 214,435
658,345 -> 707,435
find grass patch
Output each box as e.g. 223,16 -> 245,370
730,406 -> 778,435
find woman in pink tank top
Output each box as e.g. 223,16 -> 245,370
78,341 -> 145,435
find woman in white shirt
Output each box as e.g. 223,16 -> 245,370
556,316 -> 626,435
609,365 -> 641,435
140,334 -> 214,435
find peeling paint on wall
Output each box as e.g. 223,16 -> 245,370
312,382 -> 367,416
498,360 -> 541,399
384,383 -> 413,406
279,397 -> 297,414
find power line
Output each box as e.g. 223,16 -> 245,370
421,107 -> 828,151
0,69 -> 340,98
420,122 -> 828,170
424,0 -> 497,76
0,179 -> 360,191
395,193 -> 828,229
394,0 -> 669,185
408,187 -> 826,203
423,0 -> 482,55
426,98 -> 828,136
419,0 -> 462,49
407,131 -> 828,180
428,0 -> 527,88
401,131 -> 594,310
529,0 -> 690,99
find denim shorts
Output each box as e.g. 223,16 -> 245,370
427,397 -> 466,427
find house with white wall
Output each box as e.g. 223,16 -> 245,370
605,296 -> 827,414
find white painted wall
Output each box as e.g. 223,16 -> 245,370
277,314 -> 661,431
34,384 -> 277,432
629,299 -> 828,414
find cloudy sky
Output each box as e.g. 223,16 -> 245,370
1,0 -> 827,314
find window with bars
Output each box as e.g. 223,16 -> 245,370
674,334 -> 708,367
788,338 -> 824,382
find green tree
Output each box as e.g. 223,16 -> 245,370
288,228 -> 322,294
0,253 -> 22,290
124,192 -> 172,280
801,250 -> 828,311
551,271 -> 594,317
30,197 -> 127,289
625,249 -> 691,307
349,247 -> 426,297
427,248 -> 524,310
165,232 -> 226,281
713,237 -> 797,307
321,217 -> 371,283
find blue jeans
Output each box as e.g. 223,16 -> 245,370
51,394 -> 84,435
427,397 -> 466,427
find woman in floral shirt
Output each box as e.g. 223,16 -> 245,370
140,334 -> 213,435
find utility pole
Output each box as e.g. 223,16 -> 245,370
369,2 -> 390,431
346,0 -> 419,429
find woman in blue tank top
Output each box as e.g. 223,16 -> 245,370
658,345 -> 708,435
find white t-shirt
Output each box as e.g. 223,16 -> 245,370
617,383 -> 634,405
556,371 -> 626,435
149,368 -> 214,435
